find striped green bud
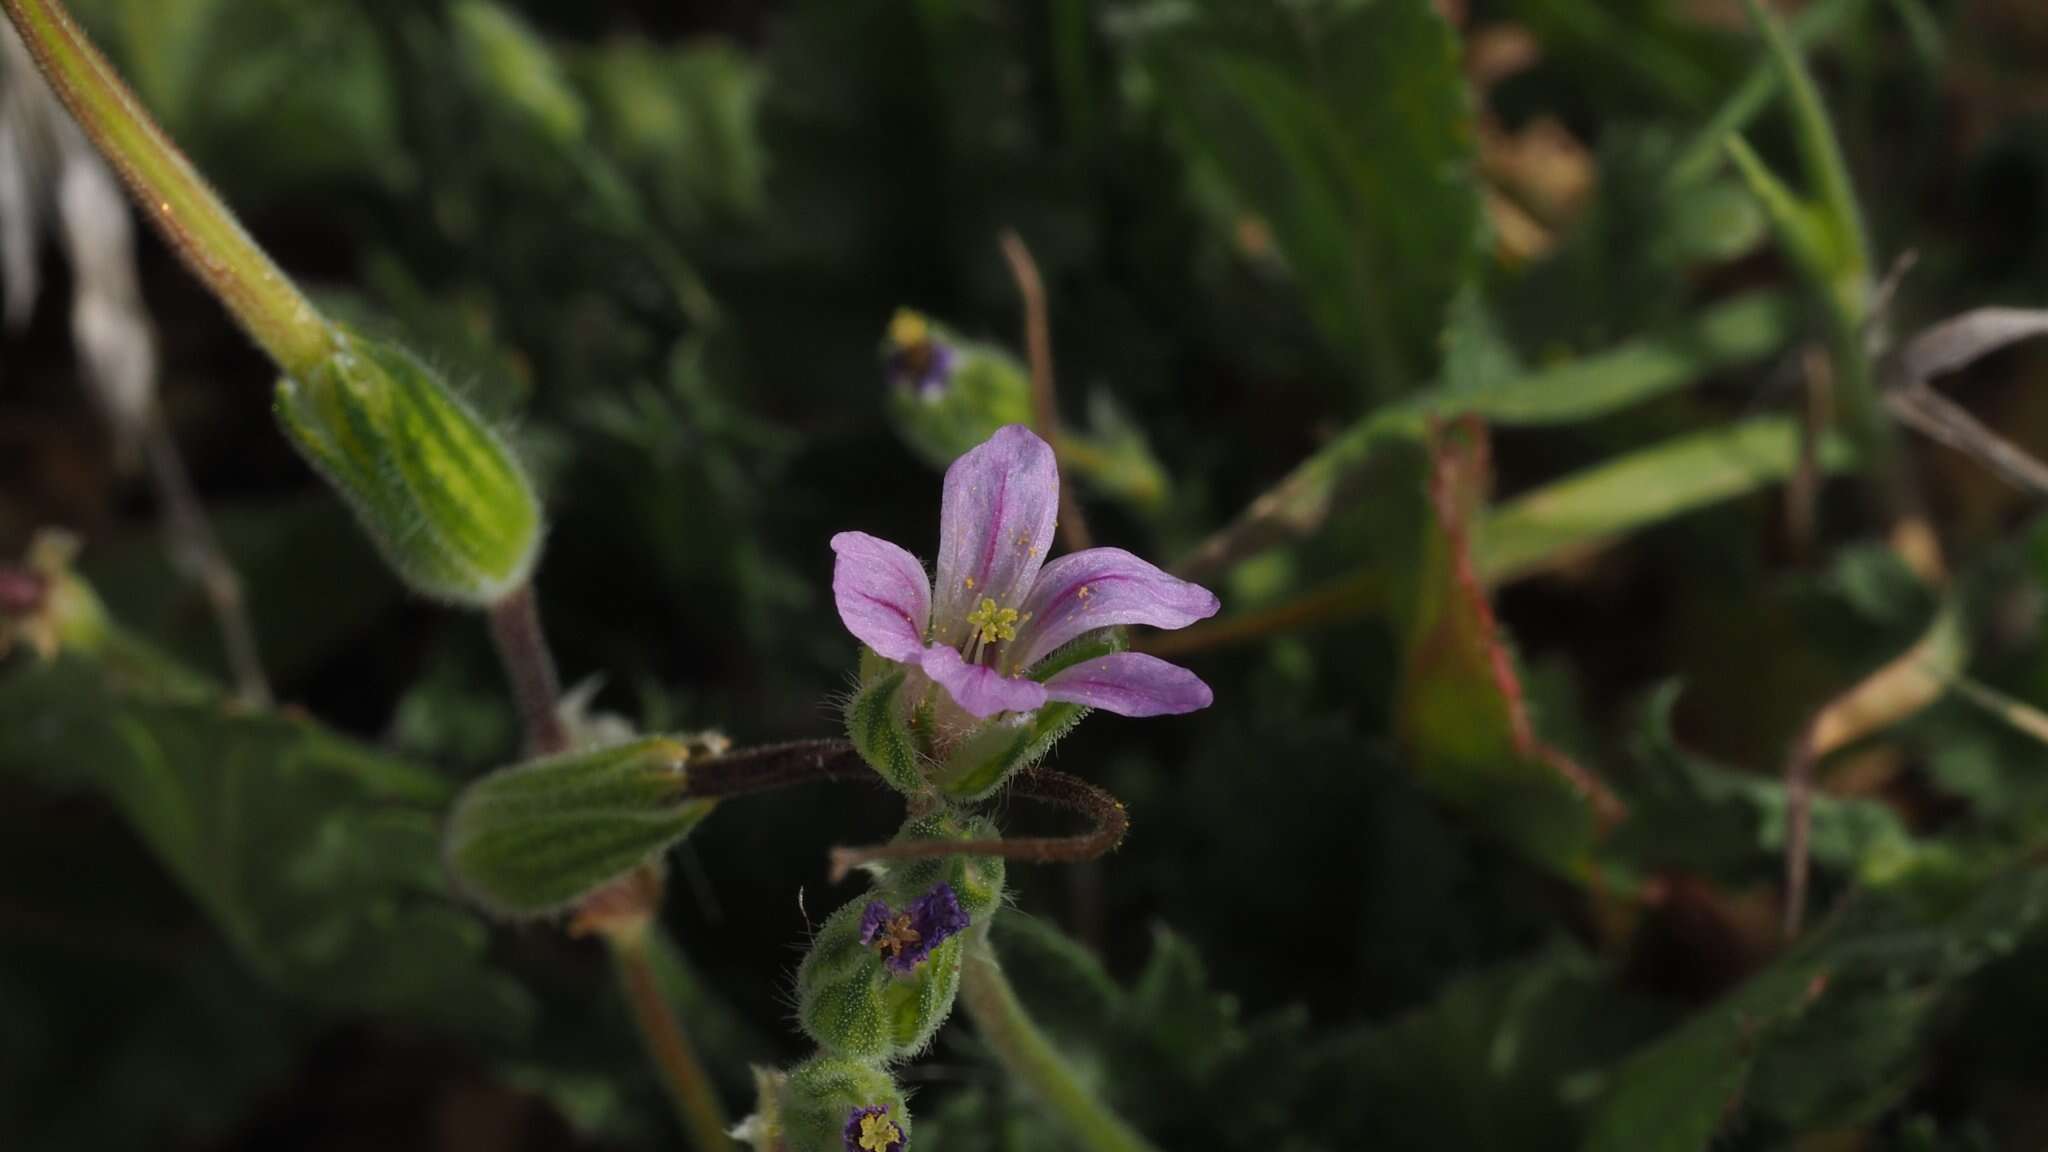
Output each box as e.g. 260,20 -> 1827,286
444,735 -> 715,919
275,328 -> 541,607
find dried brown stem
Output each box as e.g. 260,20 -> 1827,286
827,768 -> 1129,882
1887,386 -> 2048,498
999,229 -> 1093,552
139,412 -> 269,706
1782,722 -> 1818,940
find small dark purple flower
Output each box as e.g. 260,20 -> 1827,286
844,1103 -> 906,1152
857,882 -> 970,974
831,425 -> 1220,720
884,310 -> 959,400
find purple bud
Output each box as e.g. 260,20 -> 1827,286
859,883 -> 970,974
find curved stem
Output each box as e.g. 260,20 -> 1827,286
1,0 -> 336,375
609,930 -> 735,1152
827,768 -> 1129,881
958,938 -> 1160,1152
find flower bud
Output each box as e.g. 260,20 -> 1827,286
881,310 -> 1033,471
274,328 -> 542,607
777,1056 -> 910,1152
444,735 -> 714,918
795,884 -> 964,1060
878,810 -> 1006,922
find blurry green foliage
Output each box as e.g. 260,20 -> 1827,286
8,0 -> 2048,1149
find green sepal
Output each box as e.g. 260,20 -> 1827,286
879,809 -> 1007,922
274,327 -> 542,608
845,662 -> 928,796
928,631 -> 1119,801
795,891 -> 962,1059
443,736 -> 714,919
776,1057 -> 910,1152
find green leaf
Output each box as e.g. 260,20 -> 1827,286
1132,0 -> 1480,396
0,655 -> 529,1034
1176,291 -> 1799,581
1618,682 -> 1916,884
1385,424 -> 1626,884
1583,853 -> 2048,1150
444,736 -> 716,919
1480,415 -> 1856,584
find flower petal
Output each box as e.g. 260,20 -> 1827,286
831,531 -> 931,662
1008,547 -> 1219,671
1041,652 -> 1213,717
920,644 -> 1048,718
932,425 -> 1059,644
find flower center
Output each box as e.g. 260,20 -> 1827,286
964,597 -> 1023,646
871,913 -> 921,960
857,1112 -> 902,1151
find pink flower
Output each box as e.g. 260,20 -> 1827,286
832,425 -> 1218,720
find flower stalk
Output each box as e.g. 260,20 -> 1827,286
0,0 -> 335,375
607,922 -> 736,1152
487,583 -> 570,755
956,939 -> 1159,1152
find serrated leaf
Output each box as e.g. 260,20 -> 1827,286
444,736 -> 716,919
1389,421 -> 1627,883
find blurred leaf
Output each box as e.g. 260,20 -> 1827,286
921,914 -> 1310,1152
1386,421 -> 1626,882
81,494 -> 399,685
1481,415 -> 1855,583
0,653 -> 530,1035
1619,682 -> 1916,885
76,0 -> 408,197
569,36 -> 767,239
1177,291 -> 1799,581
1127,0 -> 1481,396
1584,851 -> 2048,1150
1302,943 -> 1658,1151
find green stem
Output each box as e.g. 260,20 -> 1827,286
0,0 -> 335,375
608,930 -> 735,1152
957,938 -> 1159,1152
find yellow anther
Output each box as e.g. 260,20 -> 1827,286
858,1113 -> 902,1151
887,309 -> 930,352
965,597 -> 1022,645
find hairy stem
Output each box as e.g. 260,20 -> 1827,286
609,930 -> 735,1152
958,939 -> 1159,1152
487,583 -> 569,756
0,0 -> 335,375
827,769 -> 1128,881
